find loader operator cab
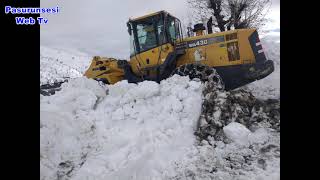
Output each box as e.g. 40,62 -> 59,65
127,11 -> 183,57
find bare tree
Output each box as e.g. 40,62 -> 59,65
187,0 -> 271,32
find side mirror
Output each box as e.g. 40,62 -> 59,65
127,22 -> 132,35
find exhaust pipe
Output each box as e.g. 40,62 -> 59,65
207,17 -> 213,34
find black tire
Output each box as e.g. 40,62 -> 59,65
171,63 -> 225,90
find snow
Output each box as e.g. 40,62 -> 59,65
40,76 -> 280,180
41,75 -> 204,180
172,127 -> 279,180
223,122 -> 251,145
40,46 -> 92,85
223,123 -> 274,149
248,128 -> 270,145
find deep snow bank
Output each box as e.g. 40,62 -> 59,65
40,75 -> 280,180
40,75 -> 203,180
40,46 -> 92,85
180,78 -> 280,180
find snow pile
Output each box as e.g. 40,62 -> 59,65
40,75 -> 204,180
40,78 -> 107,179
244,35 -> 280,99
197,88 -> 280,141
41,74 -> 280,180
223,122 -> 251,145
173,127 -> 279,180
40,46 -> 92,85
224,122 -> 273,146
170,79 -> 280,180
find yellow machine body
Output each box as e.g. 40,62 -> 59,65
129,29 -> 256,77
84,10 -> 274,90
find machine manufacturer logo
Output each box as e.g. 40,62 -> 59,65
186,36 -> 225,49
188,39 -> 208,48
176,36 -> 225,50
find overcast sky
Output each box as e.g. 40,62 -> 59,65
40,0 -> 279,59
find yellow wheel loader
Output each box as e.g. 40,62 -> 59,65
40,10 -> 274,95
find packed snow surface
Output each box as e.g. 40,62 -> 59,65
223,122 -> 251,145
40,76 -> 280,180
40,46 -> 92,85
41,75 -> 204,180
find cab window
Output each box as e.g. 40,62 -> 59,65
157,19 -> 166,44
136,22 -> 157,52
167,18 -> 176,42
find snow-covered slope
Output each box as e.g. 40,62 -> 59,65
40,46 -> 92,85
